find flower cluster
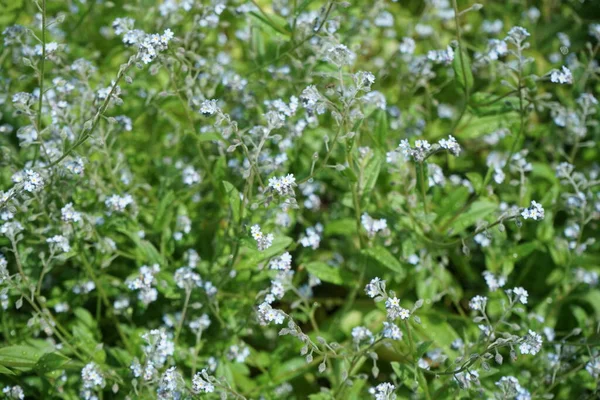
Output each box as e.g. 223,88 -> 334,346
251,224 -> 274,251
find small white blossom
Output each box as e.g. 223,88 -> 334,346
361,213 -> 387,237
521,200 -> 544,220
47,235 -> 70,253
299,224 -> 323,250
192,370 -> 215,393
550,66 -> 573,84
351,326 -> 374,344
519,330 -> 543,355
483,271 -> 507,291
61,203 -> 82,223
438,135 -> 461,156
469,295 -> 487,311
257,302 -> 286,325
365,277 -> 385,298
251,225 -> 274,251
382,322 -> 403,341
268,174 -> 296,196
369,382 -> 396,400
105,194 -> 135,213
270,252 -> 292,270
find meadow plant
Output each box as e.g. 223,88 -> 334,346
0,0 -> 599,399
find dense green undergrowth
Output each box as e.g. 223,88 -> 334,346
0,0 -> 599,399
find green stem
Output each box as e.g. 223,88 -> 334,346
174,287 -> 192,344
419,163 -> 429,214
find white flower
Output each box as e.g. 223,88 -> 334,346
157,367 -> 184,399
227,344 -> 250,363
251,224 -> 274,251
300,85 -> 321,110
483,271 -> 506,291
325,44 -> 355,66
192,370 -> 215,393
182,166 -> 201,185
270,252 -> 292,270
268,174 -> 296,196
105,194 -> 135,213
488,39 -> 508,60
2,385 -> 24,400
161,28 -> 174,44
81,362 -> 105,390
413,139 -> 431,161
550,66 -> 573,84
438,135 -> 461,156
65,157 -> 85,175
505,26 -> 530,43
398,37 -> 416,54
0,221 -> 24,238
47,235 -> 70,253
369,382 -> 396,400
199,99 -> 219,116
61,203 -> 82,223
365,277 -> 385,298
299,224 -> 323,250
382,322 -> 402,340
427,46 -> 454,64
257,302 -> 285,325
351,326 -> 374,344
361,213 -> 387,237
521,200 -> 544,220
519,330 -> 543,355
474,233 -> 491,247
174,267 -> 202,290
127,264 -> 161,305
385,296 -> 410,320
22,170 -> 44,192
508,287 -> 528,304
469,295 -> 487,311
496,376 -> 530,400
586,356 -> 600,379
398,139 -> 412,159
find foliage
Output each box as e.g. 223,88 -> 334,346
0,0 -> 599,399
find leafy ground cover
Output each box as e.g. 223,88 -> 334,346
0,0 -> 599,399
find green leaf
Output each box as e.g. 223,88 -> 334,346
436,186 -> 469,223
0,364 -> 15,375
375,109 -> 388,147
452,49 -> 474,92
416,340 -> 434,358
448,200 -> 497,235
196,132 -> 223,143
361,246 -> 406,279
324,218 -> 356,237
118,229 -> 165,265
35,352 -> 70,373
457,112 -> 519,139
223,181 -> 242,223
304,261 -> 349,285
361,152 -> 383,197
0,345 -> 45,370
414,313 -> 460,356
342,167 -> 358,183
153,190 -> 176,231
237,236 -> 293,270
391,361 -> 404,379
249,11 -> 289,36
74,307 -> 97,330
309,394 -> 333,400
465,172 -> 483,194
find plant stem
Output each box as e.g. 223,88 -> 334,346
174,287 -> 192,344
